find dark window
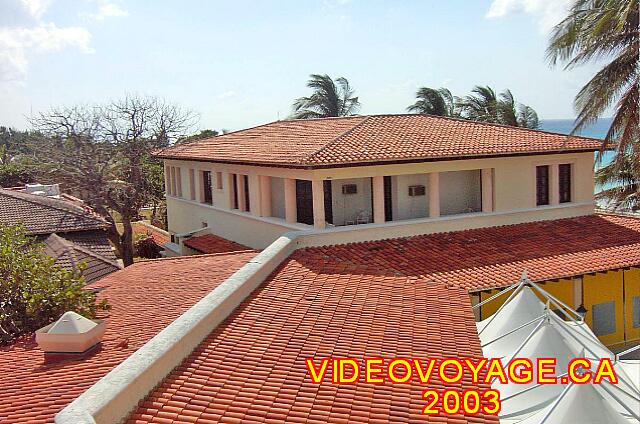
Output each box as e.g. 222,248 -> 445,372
296,179 -> 314,225
232,174 -> 239,209
243,175 -> 250,212
559,164 -> 572,203
384,176 -> 393,222
323,180 -> 333,225
536,165 -> 549,206
342,184 -> 357,195
633,296 -> 640,329
202,171 -> 212,204
592,301 -> 616,336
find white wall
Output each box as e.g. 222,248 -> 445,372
440,170 -> 482,216
392,174 -> 429,220
270,177 -> 286,219
331,178 -> 372,226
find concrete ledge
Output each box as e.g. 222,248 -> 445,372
55,235 -> 297,424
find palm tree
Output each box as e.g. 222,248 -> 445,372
596,152 -> 640,210
455,85 -> 539,129
407,87 -> 457,117
547,0 -> 639,210
292,74 -> 360,119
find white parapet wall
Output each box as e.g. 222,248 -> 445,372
55,200 -> 595,424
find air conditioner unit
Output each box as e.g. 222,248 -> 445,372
408,185 -> 426,197
342,184 -> 358,195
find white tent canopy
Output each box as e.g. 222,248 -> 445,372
474,272 -> 640,424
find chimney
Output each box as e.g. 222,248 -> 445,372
35,311 -> 106,354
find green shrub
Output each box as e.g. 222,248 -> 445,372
0,224 -> 109,345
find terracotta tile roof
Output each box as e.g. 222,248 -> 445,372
128,252 -> 498,424
156,114 -> 602,167
132,221 -> 170,246
304,213 -> 640,292
183,233 -> 253,254
0,188 -> 108,235
42,233 -> 122,284
0,251 -> 256,423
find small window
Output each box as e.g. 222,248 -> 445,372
165,164 -> 173,196
202,171 -> 213,204
408,185 -> 426,197
342,184 -> 358,195
216,172 -> 223,190
559,164 -> 572,203
592,301 -> 616,336
243,175 -> 250,212
231,174 -> 239,209
536,165 -> 549,206
633,296 -> 640,329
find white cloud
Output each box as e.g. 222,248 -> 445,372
0,0 -> 94,83
216,90 -> 236,100
82,1 -> 129,21
486,0 -> 572,32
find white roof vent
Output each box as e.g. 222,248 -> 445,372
35,311 -> 106,353
25,183 -> 60,197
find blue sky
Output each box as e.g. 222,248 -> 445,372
0,0 -> 605,132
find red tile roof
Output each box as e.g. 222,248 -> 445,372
0,188 -> 109,234
306,213 -> 640,292
0,251 -> 256,424
128,252 -> 498,424
132,221 -> 170,246
156,114 -> 602,168
183,233 -> 252,254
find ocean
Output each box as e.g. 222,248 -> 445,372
540,118 -> 614,166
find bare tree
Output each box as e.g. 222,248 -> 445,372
32,96 -> 196,266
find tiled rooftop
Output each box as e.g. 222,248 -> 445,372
300,213 -> 640,292
183,233 -> 253,254
128,252 -> 498,424
156,114 -> 602,167
0,251 -> 256,423
0,188 -> 109,235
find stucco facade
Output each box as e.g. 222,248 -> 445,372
163,151 -> 595,250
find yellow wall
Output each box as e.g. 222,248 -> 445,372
583,271 -> 625,346
478,270 -> 638,347
624,268 -> 640,343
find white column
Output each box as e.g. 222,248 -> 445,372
259,175 -> 272,217
481,168 -> 493,213
226,173 -> 235,208
573,277 -> 583,309
428,172 -> 440,218
249,174 -> 261,216
312,180 -> 326,229
237,175 -> 247,211
284,178 -> 297,223
550,164 -> 560,205
372,176 -> 385,224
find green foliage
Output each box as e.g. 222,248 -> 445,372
0,224 -> 109,345
134,234 -> 163,259
407,87 -> 457,117
548,0 -> 639,209
0,161 -> 35,187
596,151 -> 640,211
456,86 -> 539,129
292,74 -> 360,119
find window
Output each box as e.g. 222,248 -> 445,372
202,171 -> 212,204
592,301 -> 616,336
189,169 -> 196,200
633,296 -> 640,329
231,174 -> 239,209
243,175 -> 250,212
216,172 -> 223,190
536,165 -> 549,206
559,164 -> 572,203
